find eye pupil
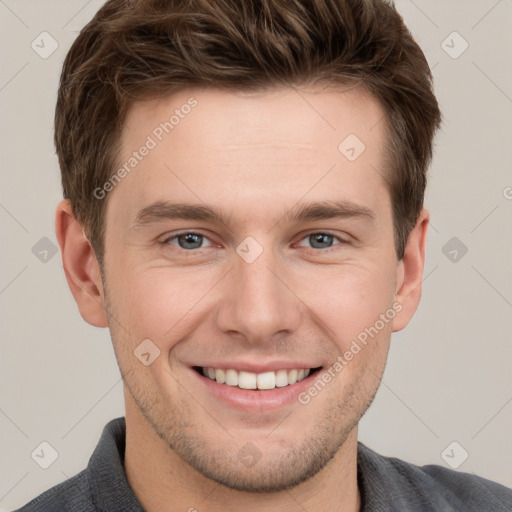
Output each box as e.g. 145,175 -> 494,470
178,233 -> 203,249
310,233 -> 334,249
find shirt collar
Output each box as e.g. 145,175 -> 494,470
87,417 -> 144,511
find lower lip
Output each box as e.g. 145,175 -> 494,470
189,368 -> 319,412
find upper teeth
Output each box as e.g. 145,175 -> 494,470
201,367 -> 311,390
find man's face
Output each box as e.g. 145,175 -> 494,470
101,85 -> 400,491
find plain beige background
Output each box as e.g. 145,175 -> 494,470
1,0 -> 511,509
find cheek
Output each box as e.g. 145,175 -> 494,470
297,260 -> 396,347
113,265 -> 216,346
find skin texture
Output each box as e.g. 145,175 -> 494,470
56,85 -> 429,512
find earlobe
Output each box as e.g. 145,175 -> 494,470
55,199 -> 108,327
392,208 -> 429,333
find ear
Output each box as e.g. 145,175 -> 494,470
392,208 -> 429,332
55,199 -> 108,327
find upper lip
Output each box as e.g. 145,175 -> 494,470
192,361 -> 322,373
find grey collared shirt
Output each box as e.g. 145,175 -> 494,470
14,417 -> 512,511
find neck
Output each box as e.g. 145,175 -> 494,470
124,396 -> 361,512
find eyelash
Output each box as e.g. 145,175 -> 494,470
161,231 -> 347,253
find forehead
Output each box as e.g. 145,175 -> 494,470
110,85 -> 389,228
122,84 -> 384,152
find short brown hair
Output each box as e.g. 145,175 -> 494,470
55,0 -> 441,265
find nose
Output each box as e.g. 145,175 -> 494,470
214,242 -> 303,345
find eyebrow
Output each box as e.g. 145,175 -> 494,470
282,199 -> 375,224
131,199 -> 375,229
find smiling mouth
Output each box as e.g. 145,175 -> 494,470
193,366 -> 322,390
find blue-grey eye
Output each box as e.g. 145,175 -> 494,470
168,232 -> 212,250
298,233 -> 340,249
